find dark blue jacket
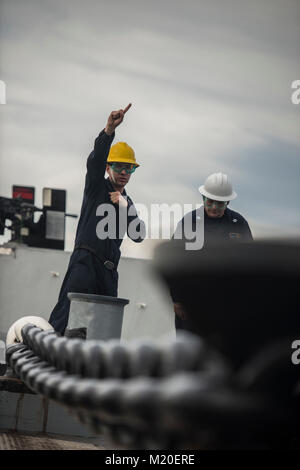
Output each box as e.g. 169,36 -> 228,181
74,129 -> 145,268
172,206 -> 253,306
176,206 -> 253,246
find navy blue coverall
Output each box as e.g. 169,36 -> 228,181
49,130 -> 145,334
172,206 -> 253,329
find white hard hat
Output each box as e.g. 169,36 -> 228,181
199,172 -> 237,201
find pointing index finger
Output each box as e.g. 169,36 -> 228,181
123,103 -> 132,114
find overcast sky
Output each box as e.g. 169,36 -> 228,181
0,0 -> 299,257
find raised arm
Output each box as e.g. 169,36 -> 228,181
86,104 -> 132,188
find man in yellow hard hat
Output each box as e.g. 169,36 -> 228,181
49,104 -> 145,335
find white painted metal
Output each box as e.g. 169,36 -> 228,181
0,243 -> 175,342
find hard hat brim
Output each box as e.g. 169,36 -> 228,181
198,185 -> 237,201
107,159 -> 139,167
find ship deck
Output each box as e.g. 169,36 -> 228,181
0,431 -> 107,450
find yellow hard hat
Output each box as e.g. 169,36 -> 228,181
107,142 -> 139,167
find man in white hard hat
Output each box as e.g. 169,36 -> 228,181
172,172 -> 253,327
198,172 -> 252,242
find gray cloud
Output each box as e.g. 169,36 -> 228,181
0,0 -> 299,254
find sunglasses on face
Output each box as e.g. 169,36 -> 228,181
203,197 -> 228,209
109,163 -> 137,174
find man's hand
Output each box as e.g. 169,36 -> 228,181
173,302 -> 187,320
109,191 -> 128,208
105,103 -> 132,136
